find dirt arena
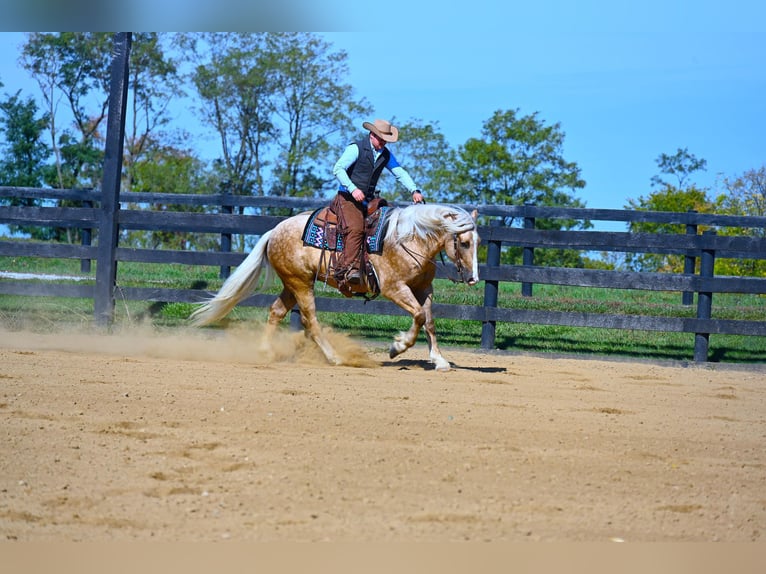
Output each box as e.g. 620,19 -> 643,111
1,325 -> 764,542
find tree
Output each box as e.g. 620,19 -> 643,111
0,90 -> 55,239
714,166 -> 766,277
447,109 -> 588,266
381,118 -> 457,202
20,32 -> 112,190
624,149 -> 714,272
178,32 -> 277,198
126,144 -> 218,251
0,91 -> 50,189
123,33 -> 185,193
447,109 -> 586,209
650,147 -> 707,189
179,32 -> 370,201
265,33 -> 370,198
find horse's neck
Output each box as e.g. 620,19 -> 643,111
398,233 -> 444,261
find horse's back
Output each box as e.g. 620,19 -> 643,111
266,212 -> 324,281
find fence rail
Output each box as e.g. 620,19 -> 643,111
1,186 -> 765,362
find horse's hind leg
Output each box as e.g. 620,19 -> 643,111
284,283 -> 341,366
267,288 -> 296,329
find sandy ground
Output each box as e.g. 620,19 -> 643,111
0,325 -> 764,542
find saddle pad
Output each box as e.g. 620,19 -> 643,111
302,206 -> 392,254
302,208 -> 343,250
365,205 -> 391,254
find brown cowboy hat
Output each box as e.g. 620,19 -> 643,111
363,119 -> 399,143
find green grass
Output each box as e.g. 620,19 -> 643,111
1,254 -> 764,363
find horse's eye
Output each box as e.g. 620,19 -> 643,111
460,241 -> 470,249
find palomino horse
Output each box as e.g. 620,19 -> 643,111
191,203 -> 480,371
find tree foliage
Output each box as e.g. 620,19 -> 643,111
714,166 -> 766,277
447,109 -> 586,212
381,118 -> 457,202
624,149 -> 713,272
650,147 -> 707,189
178,32 -> 370,200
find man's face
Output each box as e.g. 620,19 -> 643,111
370,132 -> 387,150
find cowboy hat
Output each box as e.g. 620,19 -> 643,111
363,119 -> 399,143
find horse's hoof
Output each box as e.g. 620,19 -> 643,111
389,343 -> 406,359
433,358 -> 451,372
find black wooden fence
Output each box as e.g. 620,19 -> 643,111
1,185 -> 765,363
1,33 -> 765,362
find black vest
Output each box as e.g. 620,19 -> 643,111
345,138 -> 391,199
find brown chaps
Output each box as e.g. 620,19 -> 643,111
331,192 -> 366,277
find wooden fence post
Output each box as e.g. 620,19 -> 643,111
80,198 -> 93,273
694,230 -> 716,362
682,210 -> 698,305
521,203 -> 535,297
94,32 -> 131,327
481,219 -> 502,349
219,181 -> 232,279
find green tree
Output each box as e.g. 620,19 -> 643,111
447,109 -> 586,210
123,33 -> 185,193
381,118 -> 457,203
20,32 -> 112,190
714,166 -> 766,277
0,90 -> 55,239
447,109 -> 588,266
179,32 -> 370,201
126,144 -> 218,251
625,148 -> 713,272
0,91 -> 50,188
650,147 -> 707,189
265,33 -> 370,198
179,32 -> 276,198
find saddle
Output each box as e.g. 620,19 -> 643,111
301,197 -> 390,299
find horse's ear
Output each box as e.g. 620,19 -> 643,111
471,209 -> 478,221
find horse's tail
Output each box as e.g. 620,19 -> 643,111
190,230 -> 274,327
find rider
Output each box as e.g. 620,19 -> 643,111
332,119 -> 425,286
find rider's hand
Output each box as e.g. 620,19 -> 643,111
351,188 -> 365,203
412,190 -> 425,204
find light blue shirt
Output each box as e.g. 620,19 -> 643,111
333,140 -> 419,194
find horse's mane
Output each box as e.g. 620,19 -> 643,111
384,204 -> 475,245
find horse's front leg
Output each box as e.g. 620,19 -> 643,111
418,288 -> 450,371
387,284 -> 450,370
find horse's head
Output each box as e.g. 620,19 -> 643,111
442,209 -> 480,286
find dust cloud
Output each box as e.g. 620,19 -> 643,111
0,324 -> 380,369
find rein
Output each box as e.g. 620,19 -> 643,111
402,226 -> 473,284
439,232 -> 471,284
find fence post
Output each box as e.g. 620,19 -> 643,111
693,230 -> 716,362
220,181 -> 232,279
94,33 -> 131,327
481,219 -> 502,349
80,198 -> 93,273
521,203 -> 535,297
682,210 -> 698,305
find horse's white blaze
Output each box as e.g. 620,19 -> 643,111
469,229 -> 480,285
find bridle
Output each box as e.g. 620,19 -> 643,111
440,230 -> 475,284
398,223 -> 476,284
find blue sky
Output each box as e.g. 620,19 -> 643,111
320,1 -> 765,212
1,2 -> 764,220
